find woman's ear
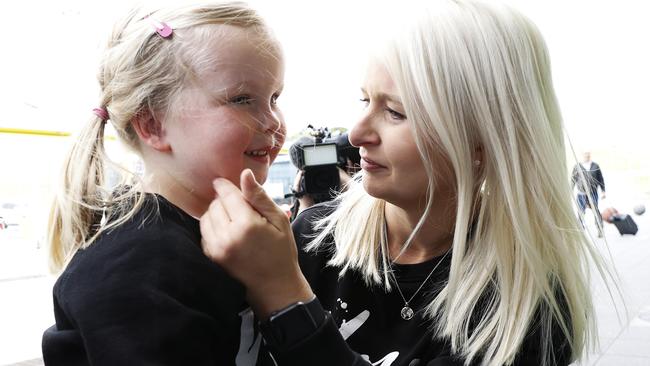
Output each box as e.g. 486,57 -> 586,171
131,111 -> 171,152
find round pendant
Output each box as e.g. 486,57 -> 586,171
401,306 -> 414,320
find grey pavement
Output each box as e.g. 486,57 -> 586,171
0,205 -> 648,366
582,203 -> 650,366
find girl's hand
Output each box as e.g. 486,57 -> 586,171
200,169 -> 313,319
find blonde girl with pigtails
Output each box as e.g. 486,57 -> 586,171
200,1 -> 620,365
43,2 -> 292,365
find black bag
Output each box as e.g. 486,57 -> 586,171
611,214 -> 638,235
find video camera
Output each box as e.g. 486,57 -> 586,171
289,125 -> 360,203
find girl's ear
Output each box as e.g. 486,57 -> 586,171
131,111 -> 171,152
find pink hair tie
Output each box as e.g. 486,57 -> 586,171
146,16 -> 173,38
93,107 -> 109,121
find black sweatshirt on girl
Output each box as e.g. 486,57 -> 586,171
42,194 -> 273,366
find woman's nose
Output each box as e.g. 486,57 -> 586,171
349,110 -> 380,148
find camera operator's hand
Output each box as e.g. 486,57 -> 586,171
338,166 -> 353,188
293,165 -> 353,215
293,170 -> 315,213
200,169 -> 313,319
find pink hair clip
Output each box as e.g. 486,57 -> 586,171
146,16 -> 173,38
93,107 -> 109,121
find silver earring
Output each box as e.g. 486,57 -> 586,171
474,160 -> 481,166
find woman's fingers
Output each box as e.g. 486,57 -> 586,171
200,203 -> 228,260
207,195 -> 231,223
240,169 -> 288,230
212,178 -> 266,225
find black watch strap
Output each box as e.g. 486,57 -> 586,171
260,296 -> 326,350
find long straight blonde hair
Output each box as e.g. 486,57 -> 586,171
307,1 -> 615,365
47,2 -> 275,272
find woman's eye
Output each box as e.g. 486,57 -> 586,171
230,95 -> 253,105
359,98 -> 370,107
386,108 -> 406,120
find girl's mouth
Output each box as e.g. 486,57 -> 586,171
245,148 -> 271,163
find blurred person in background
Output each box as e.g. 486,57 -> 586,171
571,151 -> 606,237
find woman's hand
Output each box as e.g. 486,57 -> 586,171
200,169 -> 314,319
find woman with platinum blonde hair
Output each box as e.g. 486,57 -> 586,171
201,0 -> 616,365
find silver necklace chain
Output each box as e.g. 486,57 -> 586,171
383,224 -> 452,320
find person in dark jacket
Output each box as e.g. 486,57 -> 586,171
42,2 -> 286,365
200,1 -> 615,365
571,151 -> 607,237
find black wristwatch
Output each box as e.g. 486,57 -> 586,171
259,296 -> 326,350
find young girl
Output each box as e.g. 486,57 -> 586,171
42,2 -> 286,365
201,1 -> 616,365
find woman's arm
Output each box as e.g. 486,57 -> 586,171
201,170 -> 371,365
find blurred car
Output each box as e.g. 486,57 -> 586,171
263,153 -> 297,206
0,202 -> 28,226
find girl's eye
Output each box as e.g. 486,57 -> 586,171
271,93 -> 280,106
230,95 -> 253,105
386,108 -> 406,120
359,98 -> 370,107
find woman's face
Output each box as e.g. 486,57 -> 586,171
163,26 -> 286,205
349,62 -> 435,208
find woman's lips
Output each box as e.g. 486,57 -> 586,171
360,157 -> 386,171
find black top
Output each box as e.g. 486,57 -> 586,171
285,203 -> 572,366
42,194 -> 272,366
571,162 -> 605,195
